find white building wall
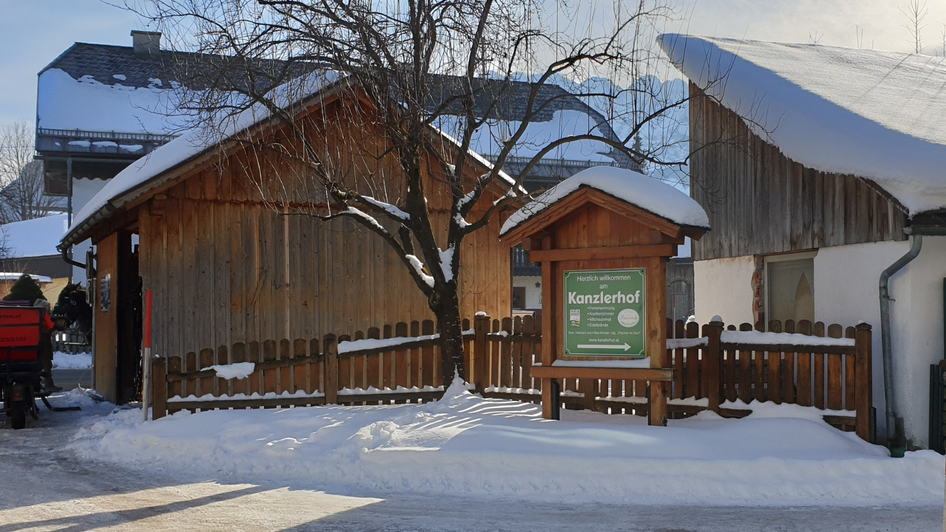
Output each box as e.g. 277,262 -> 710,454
694,241 -> 946,445
692,256 -> 755,326
891,236 -> 946,448
69,178 -> 109,285
812,240 -> 910,445
512,275 -> 542,310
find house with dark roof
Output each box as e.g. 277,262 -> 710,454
36,31 -> 184,284
38,31 -> 642,307
660,34 -> 946,450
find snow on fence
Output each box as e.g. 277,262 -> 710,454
151,316 -> 872,441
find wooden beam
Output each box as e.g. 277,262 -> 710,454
532,365 -> 673,381
528,244 -> 676,263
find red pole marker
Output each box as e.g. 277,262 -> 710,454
144,290 -> 153,349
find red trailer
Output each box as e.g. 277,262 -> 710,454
0,303 -> 44,429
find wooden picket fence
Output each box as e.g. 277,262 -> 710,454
152,315 -> 872,441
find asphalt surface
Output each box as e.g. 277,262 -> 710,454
51,367 -> 93,390
0,388 -> 942,531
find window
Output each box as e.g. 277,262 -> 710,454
512,287 -> 526,310
765,253 -> 815,324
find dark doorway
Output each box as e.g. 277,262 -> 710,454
115,230 -> 142,403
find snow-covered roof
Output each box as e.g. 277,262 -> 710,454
62,71 -> 343,246
658,34 -> 946,215
500,166 -> 709,236
37,42 -> 309,136
435,109 -> 618,165
428,76 -> 637,172
38,68 -> 186,134
62,71 -> 517,247
1,214 -> 69,259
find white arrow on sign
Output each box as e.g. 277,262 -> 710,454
577,343 -> 631,351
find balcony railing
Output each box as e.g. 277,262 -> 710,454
512,245 -> 541,276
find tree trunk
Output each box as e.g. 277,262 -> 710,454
436,287 -> 466,384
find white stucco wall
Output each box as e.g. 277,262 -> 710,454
890,236 -> 946,447
69,178 -> 109,285
512,275 -> 542,310
692,256 -> 755,325
812,240 -> 910,444
696,239 -> 946,447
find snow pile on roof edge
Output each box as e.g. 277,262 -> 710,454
657,33 -> 946,215
500,166 -> 709,236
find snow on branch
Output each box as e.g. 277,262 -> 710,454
439,246 -> 455,282
457,190 -> 477,210
405,254 -> 435,287
342,206 -> 387,232
361,195 -> 409,221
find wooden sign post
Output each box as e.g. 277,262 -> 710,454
501,172 -> 708,426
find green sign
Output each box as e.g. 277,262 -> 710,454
563,269 -> 646,358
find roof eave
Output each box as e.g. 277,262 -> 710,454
59,203 -> 116,249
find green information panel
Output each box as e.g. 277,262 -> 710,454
563,268 -> 646,358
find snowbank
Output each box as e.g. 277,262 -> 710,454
53,351 -> 92,370
70,380 -> 942,507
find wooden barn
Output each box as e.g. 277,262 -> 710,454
659,34 -> 946,449
59,75 -> 513,403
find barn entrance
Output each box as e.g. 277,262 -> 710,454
92,228 -> 141,404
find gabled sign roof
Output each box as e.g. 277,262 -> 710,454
500,166 -> 709,244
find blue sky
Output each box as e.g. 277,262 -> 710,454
1,0 -> 944,125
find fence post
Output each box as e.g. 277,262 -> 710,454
324,334 -> 338,405
855,323 -> 873,442
151,356 -> 167,420
703,319 -> 724,412
473,313 -> 490,394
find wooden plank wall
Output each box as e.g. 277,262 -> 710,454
688,84 -> 908,261
136,97 -> 511,363
92,232 -> 119,402
140,199 -> 508,365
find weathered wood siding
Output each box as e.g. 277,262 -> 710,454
689,84 -> 908,261
136,92 -> 510,360
92,232 -> 118,401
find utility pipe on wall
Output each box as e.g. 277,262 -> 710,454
879,232 -> 923,446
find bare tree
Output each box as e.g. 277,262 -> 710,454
0,160 -> 64,223
131,0 -> 711,382
0,122 -> 33,187
901,0 -> 928,53
0,122 -> 61,223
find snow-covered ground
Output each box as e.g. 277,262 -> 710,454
1,384 -> 942,530
53,351 -> 92,369
70,379 -> 943,508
